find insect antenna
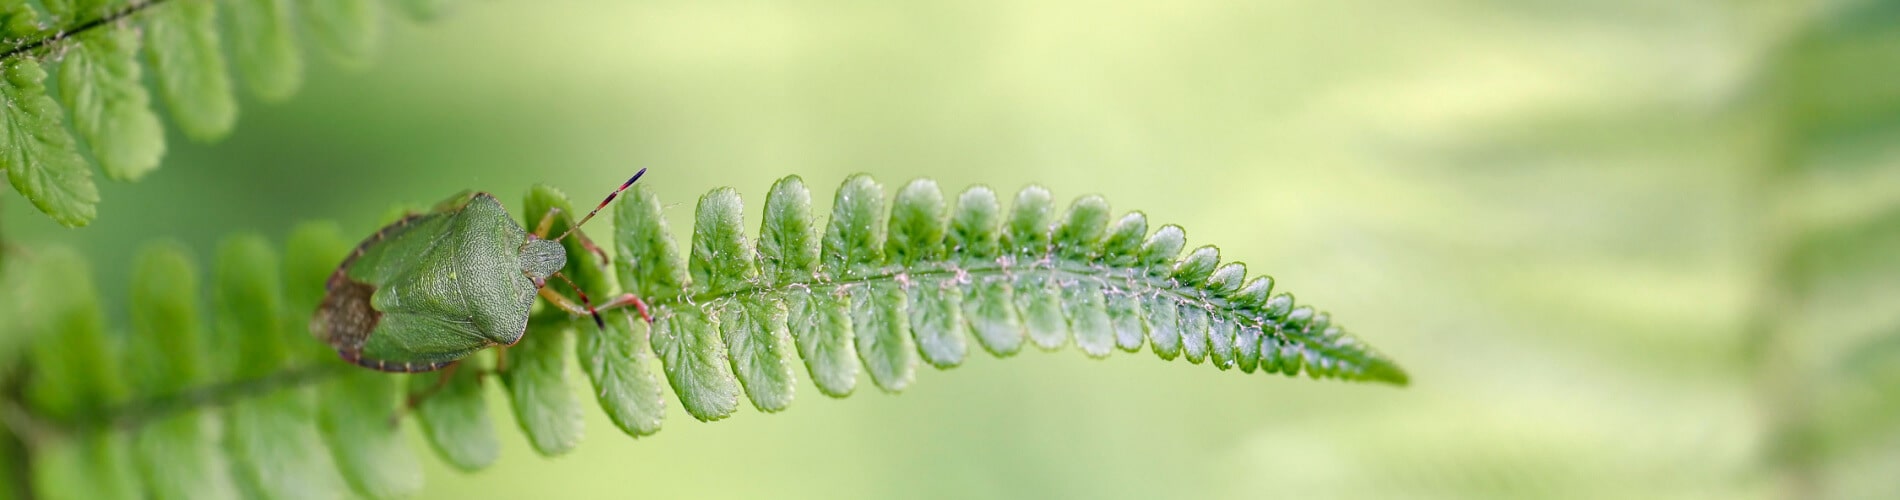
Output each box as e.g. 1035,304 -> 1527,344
554,168 -> 646,243
550,272 -> 607,329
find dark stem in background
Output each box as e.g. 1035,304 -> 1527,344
0,428 -> 25,500
17,364 -> 346,434
110,365 -> 345,429
2,364 -> 34,500
1743,182 -> 1815,500
0,0 -> 175,61
0,201 -> 13,498
2,361 -> 341,499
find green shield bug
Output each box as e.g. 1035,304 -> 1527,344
311,169 -> 651,374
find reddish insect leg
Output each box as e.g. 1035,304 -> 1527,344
538,281 -> 605,328
570,227 -> 610,263
539,287 -> 653,324
389,362 -> 460,427
597,293 -> 654,324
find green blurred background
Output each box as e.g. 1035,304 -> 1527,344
5,0 -> 1898,498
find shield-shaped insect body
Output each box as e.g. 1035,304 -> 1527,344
312,170 -> 646,373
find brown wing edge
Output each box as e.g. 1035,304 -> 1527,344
338,347 -> 457,373
313,278 -> 455,373
312,211 -> 415,371
311,194 -> 495,373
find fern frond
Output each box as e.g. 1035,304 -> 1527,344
1741,0 -> 1900,495
0,0 -> 452,227
226,0 -> 304,101
603,175 -> 1405,425
2,175 -> 1406,498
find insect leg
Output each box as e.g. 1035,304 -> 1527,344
538,287 -> 590,315
530,205 -> 610,262
532,207 -> 564,239
389,362 -> 460,427
539,273 -> 606,328
570,226 -> 612,263
594,293 -> 654,324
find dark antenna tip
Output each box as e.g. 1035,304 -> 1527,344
554,169 -> 648,243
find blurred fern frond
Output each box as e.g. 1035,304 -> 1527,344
1740,0 -> 1900,497
0,0 -> 453,228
